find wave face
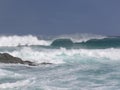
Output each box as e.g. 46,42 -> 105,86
0,34 -> 120,90
51,37 -> 120,49
51,39 -> 74,47
78,37 -> 120,48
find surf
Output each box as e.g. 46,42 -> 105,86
0,35 -> 50,47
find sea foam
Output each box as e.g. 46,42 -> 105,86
0,35 -> 50,46
3,47 -> 120,64
0,79 -> 34,89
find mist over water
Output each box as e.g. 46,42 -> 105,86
0,34 -> 120,90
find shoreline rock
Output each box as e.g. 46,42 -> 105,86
0,53 -> 36,66
0,53 -> 53,66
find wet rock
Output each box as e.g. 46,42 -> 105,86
0,53 -> 35,66
40,62 -> 53,65
23,61 -> 36,66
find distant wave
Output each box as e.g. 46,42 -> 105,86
78,37 -> 120,49
54,33 -> 106,43
0,34 -> 119,49
51,37 -> 120,49
0,35 -> 50,47
0,34 -> 106,47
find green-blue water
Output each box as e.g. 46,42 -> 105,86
0,34 -> 120,90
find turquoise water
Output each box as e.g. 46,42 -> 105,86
0,34 -> 120,90
0,61 -> 120,90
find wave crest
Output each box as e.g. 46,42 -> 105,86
55,33 -> 106,43
0,35 -> 50,47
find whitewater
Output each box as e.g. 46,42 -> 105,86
0,34 -> 120,90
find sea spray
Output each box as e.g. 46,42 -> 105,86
0,35 -> 50,46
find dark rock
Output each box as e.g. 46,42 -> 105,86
0,53 -> 23,64
0,53 -> 53,66
40,62 -> 53,65
0,53 -> 35,66
23,61 -> 36,66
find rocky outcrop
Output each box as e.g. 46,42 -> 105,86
40,62 -> 53,65
0,53 -> 52,66
0,53 -> 36,66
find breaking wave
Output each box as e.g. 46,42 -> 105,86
0,34 -> 105,47
2,47 -> 120,64
0,35 -> 50,47
0,34 -> 119,64
55,33 -> 106,42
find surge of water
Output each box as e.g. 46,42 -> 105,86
1,47 -> 120,64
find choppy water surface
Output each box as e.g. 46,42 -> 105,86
0,34 -> 120,90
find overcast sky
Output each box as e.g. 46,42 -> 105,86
0,0 -> 120,36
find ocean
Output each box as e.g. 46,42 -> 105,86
0,34 -> 120,90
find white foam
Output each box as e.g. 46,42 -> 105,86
57,48 -> 120,60
0,69 -> 21,78
3,47 -> 120,64
0,35 -> 50,46
0,69 -> 10,76
0,79 -> 34,89
9,47 -> 65,64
